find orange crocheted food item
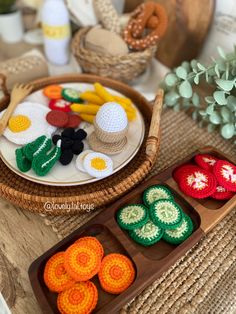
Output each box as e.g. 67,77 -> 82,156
43,252 -> 75,293
43,85 -> 63,99
64,243 -> 101,281
74,236 -> 104,259
123,2 -> 168,51
57,281 -> 98,314
98,253 -> 135,294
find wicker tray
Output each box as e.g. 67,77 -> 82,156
0,74 -> 162,215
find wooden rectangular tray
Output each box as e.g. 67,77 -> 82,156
29,146 -> 236,314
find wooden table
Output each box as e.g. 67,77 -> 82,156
0,199 -> 58,314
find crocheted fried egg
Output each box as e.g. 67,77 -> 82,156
83,152 -> 113,178
1,102 -> 56,145
75,150 -> 93,173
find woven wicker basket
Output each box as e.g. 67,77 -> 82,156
0,74 -> 162,215
71,27 -> 157,82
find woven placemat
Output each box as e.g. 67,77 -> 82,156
43,109 -> 236,313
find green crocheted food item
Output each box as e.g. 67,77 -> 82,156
62,88 -> 83,103
32,142 -> 61,177
129,220 -> 163,246
162,214 -> 194,245
143,185 -> 173,207
23,135 -> 52,161
15,147 -> 31,172
117,204 -> 149,230
149,199 -> 183,230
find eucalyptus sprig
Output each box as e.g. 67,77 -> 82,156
161,47 -> 236,143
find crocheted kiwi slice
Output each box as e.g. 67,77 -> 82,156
117,204 -> 149,230
143,185 -> 173,207
149,199 -> 183,230
129,220 -> 163,246
162,214 -> 194,245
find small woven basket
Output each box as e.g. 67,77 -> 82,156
0,74 -> 163,215
71,27 -> 157,82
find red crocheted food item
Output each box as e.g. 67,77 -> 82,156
46,110 -> 69,128
211,185 -> 234,200
194,154 -> 218,172
213,160 -> 236,192
49,99 -> 71,113
179,166 -> 217,198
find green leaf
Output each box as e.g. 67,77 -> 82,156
221,107 -> 231,122
164,91 -> 180,106
227,95 -> 236,111
214,64 -> 220,77
217,46 -> 227,59
197,63 -> 206,71
194,75 -> 200,85
213,91 -> 227,105
205,96 -> 214,104
181,61 -> 190,72
216,79 -> 235,91
179,80 -> 193,98
199,110 -> 207,116
217,59 -> 226,71
209,112 -> 222,124
165,73 -> 178,86
191,59 -> 198,70
192,93 -> 200,107
176,66 -> 188,79
221,123 -> 235,139
206,104 -> 215,115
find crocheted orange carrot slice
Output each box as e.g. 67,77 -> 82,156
74,236 -> 104,259
57,281 -> 98,314
43,252 -> 75,293
98,253 -> 135,294
43,85 -> 62,100
64,243 -> 101,281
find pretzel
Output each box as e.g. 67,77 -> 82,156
123,2 -> 168,51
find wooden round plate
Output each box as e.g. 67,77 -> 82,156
0,83 -> 145,186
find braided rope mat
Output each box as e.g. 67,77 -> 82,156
43,109 -> 236,313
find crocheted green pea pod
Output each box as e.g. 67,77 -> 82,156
23,135 -> 52,161
15,147 -> 31,172
32,141 -> 61,176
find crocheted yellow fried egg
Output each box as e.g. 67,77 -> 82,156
1,102 -> 56,145
83,152 -> 113,178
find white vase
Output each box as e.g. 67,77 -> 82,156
0,10 -> 24,43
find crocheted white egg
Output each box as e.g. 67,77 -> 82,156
95,102 -> 128,133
